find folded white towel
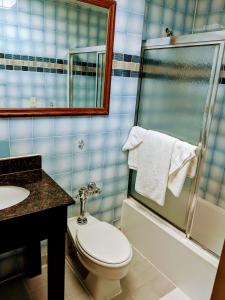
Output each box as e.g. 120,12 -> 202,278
134,129 -> 177,205
168,140 -> 197,197
122,126 -> 147,170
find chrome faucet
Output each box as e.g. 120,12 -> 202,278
75,182 -> 101,225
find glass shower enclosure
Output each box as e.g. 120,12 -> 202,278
129,32 -> 225,256
67,45 -> 106,108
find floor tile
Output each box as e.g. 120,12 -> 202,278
131,283 -> 160,300
113,289 -> 133,300
121,256 -> 161,293
149,273 -> 175,298
0,247 -> 176,300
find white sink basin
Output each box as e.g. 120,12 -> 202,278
0,186 -> 30,210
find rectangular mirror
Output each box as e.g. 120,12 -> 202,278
0,0 -> 116,116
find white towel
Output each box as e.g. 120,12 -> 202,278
122,127 -> 198,206
135,130 -> 177,205
168,140 -> 197,197
122,126 -> 147,170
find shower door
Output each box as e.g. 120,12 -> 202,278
67,45 -> 106,108
129,37 -> 224,231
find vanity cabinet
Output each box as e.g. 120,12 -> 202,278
0,155 -> 74,300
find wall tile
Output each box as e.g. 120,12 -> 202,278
0,119 -> 10,140
72,170 -> 90,190
73,152 -> 89,172
10,138 -> 34,156
54,117 -> 73,136
54,136 -> 73,156
124,33 -> 142,56
113,31 -> 126,53
33,117 -> 55,138
87,195 -> 102,215
0,140 -> 10,158
53,172 -> 72,195
42,155 -> 56,175
89,150 -> 105,169
53,154 -> 73,174
33,137 -> 54,156
9,118 -> 33,140
115,10 -> 129,33
127,13 -> 145,34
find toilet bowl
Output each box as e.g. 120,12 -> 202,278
67,215 -> 132,300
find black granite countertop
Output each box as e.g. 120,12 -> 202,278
0,155 -> 74,222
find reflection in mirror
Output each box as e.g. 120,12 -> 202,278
68,45 -> 106,108
0,0 -> 113,112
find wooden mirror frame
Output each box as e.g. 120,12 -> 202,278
0,0 -> 116,117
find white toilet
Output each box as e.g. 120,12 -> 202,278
67,215 -> 132,300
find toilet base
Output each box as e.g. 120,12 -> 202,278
85,272 -> 122,300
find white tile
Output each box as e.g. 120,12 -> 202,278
127,13 -> 144,34
10,118 -> 33,140
114,31 -> 126,53
124,33 -> 142,55
115,10 -> 128,33
10,138 -> 34,156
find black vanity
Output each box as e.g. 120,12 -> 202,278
0,155 -> 74,300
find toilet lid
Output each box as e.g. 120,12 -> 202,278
76,222 -> 132,265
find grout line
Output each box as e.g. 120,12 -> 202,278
132,245 -> 177,288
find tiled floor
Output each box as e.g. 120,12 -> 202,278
114,248 -> 175,300
0,248 -> 175,300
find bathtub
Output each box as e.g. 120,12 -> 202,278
121,198 -> 218,300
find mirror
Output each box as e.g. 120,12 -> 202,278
0,0 -> 116,116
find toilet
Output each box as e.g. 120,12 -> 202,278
67,215 -> 132,300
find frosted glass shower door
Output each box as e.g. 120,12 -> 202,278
129,43 -> 222,230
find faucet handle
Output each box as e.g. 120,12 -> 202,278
87,182 -> 101,195
95,186 -> 102,194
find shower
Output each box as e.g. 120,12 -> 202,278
129,31 -> 225,257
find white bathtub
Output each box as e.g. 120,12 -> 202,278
121,198 -> 218,300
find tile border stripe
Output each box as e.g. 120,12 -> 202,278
0,52 -> 141,78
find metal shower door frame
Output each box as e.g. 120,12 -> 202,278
95,50 -> 106,107
131,32 -> 225,237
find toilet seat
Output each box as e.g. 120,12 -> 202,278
76,222 -> 132,268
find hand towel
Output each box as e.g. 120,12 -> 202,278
135,130 -> 177,206
122,126 -> 147,170
168,140 -> 197,197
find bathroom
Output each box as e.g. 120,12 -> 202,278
0,0 -> 225,299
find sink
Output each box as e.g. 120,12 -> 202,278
0,186 -> 30,210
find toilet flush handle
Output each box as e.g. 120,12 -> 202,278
75,183 -> 101,225
75,187 -> 89,225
